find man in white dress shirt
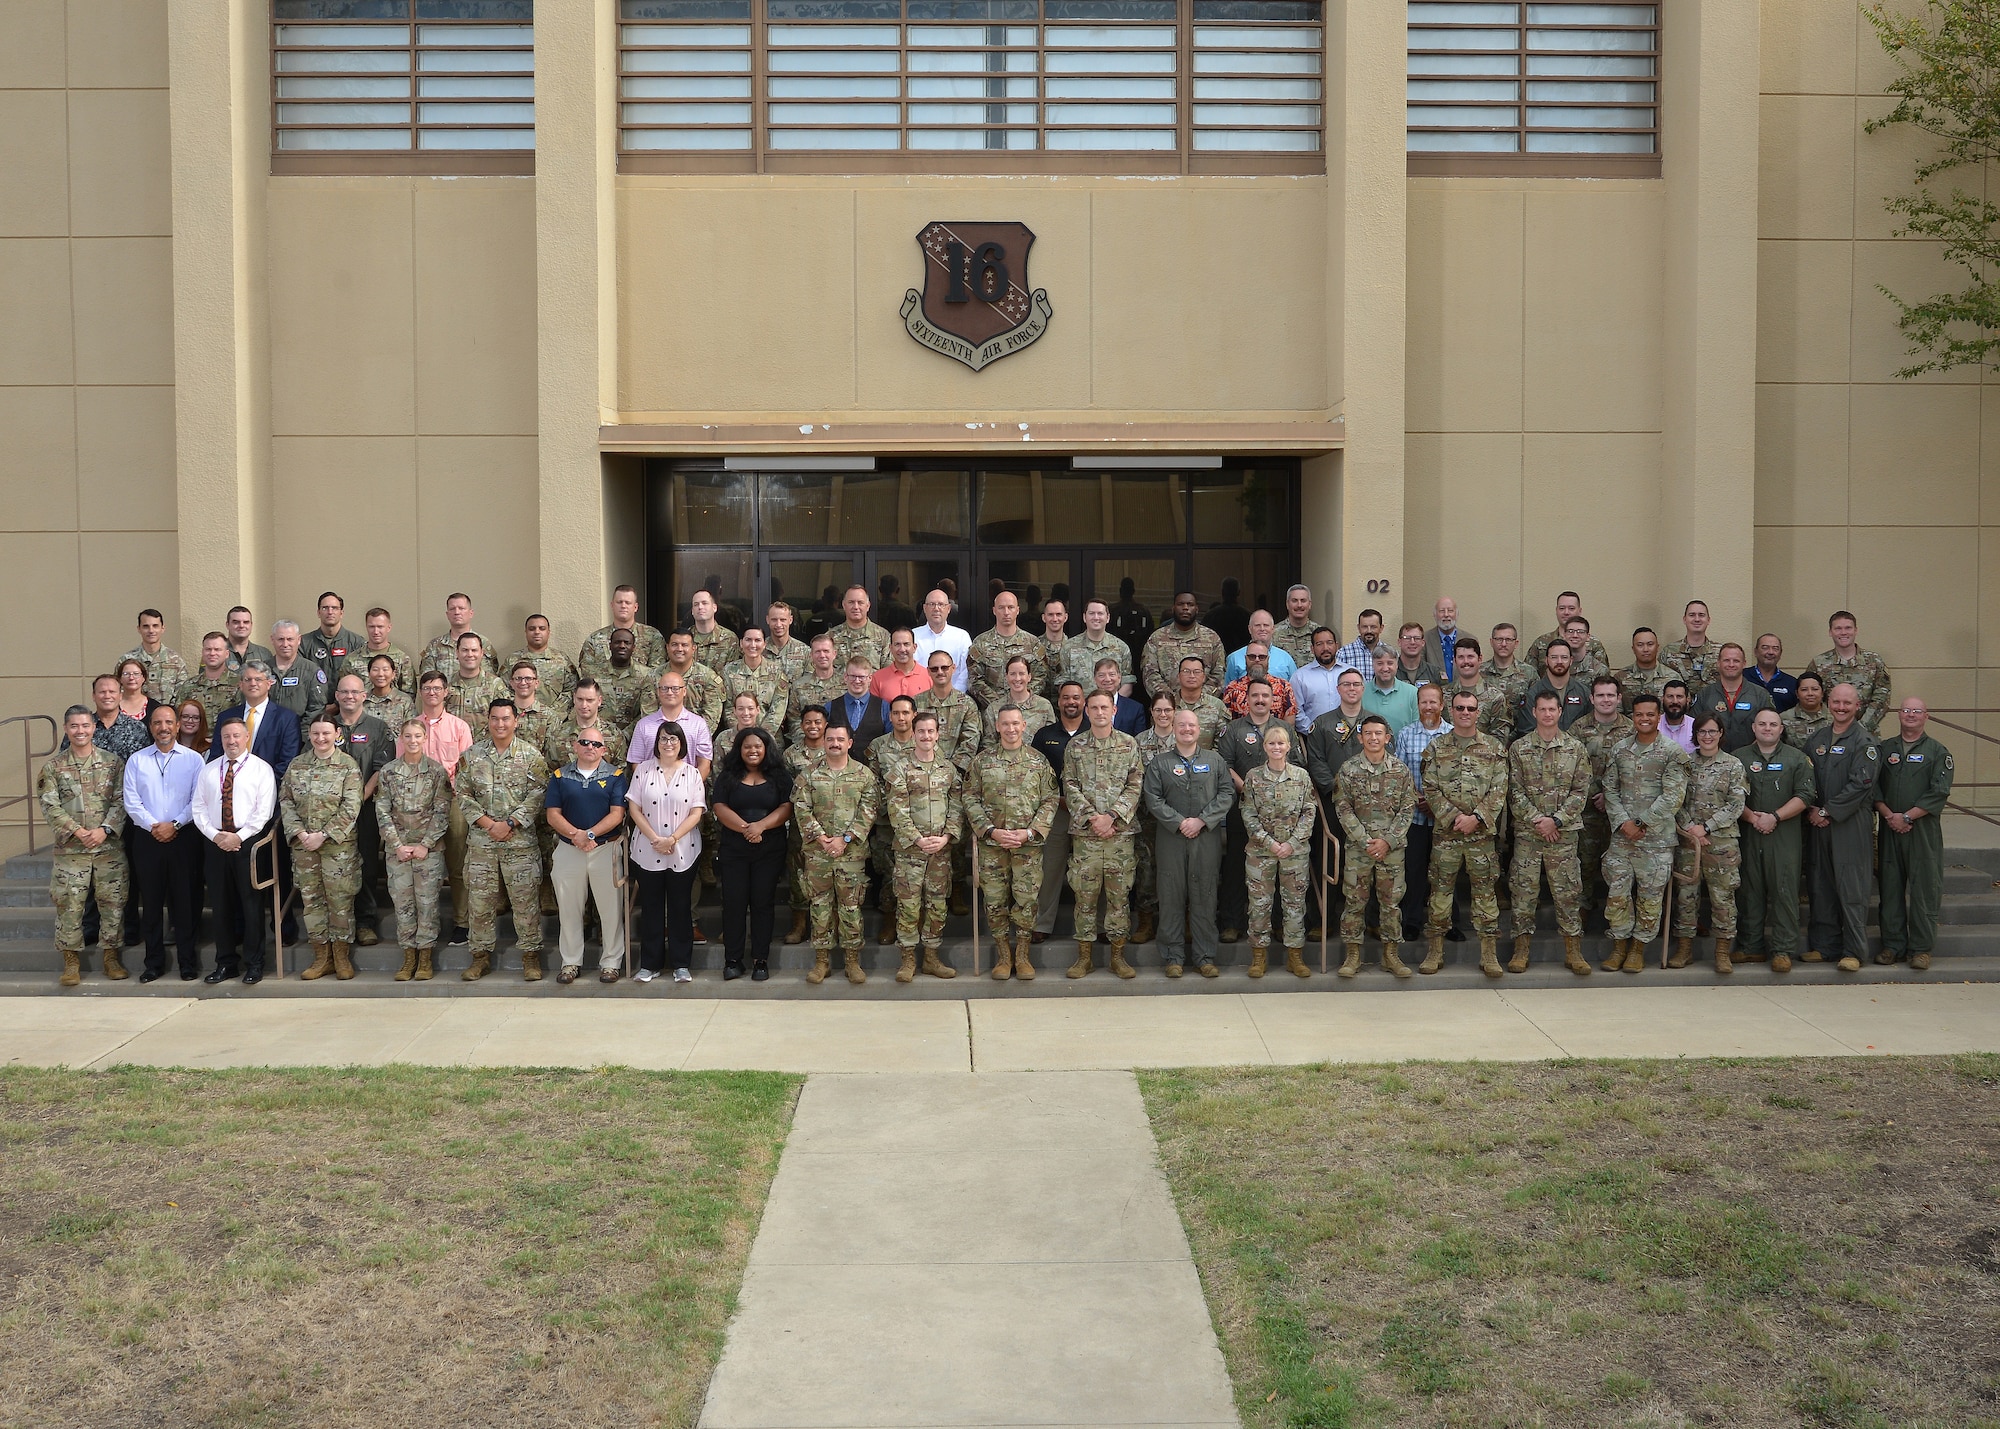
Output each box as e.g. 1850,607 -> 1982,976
193,715 -> 278,984
911,588 -> 972,694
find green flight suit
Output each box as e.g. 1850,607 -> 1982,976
1876,734 -> 1954,957
1733,742 -> 1816,960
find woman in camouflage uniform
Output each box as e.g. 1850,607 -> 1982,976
1131,691 -> 1178,946
1782,672 -> 1828,750
1670,711 -> 1748,974
376,718 -> 454,980
282,713 -> 365,981
1240,725 -> 1316,978
979,656 -> 1055,749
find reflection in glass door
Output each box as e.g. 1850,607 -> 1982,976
980,556 -> 1074,636
762,553 -> 860,642
869,555 -> 964,635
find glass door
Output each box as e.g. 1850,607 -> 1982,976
760,552 -> 862,642
866,554 -> 966,636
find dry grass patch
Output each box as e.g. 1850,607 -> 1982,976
0,1065 -> 799,1428
1142,1054 -> 2000,1429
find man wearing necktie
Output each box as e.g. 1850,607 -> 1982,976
193,716 -> 279,984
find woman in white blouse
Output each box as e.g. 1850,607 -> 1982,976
625,721 -> 706,984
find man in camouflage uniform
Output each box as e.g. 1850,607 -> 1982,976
785,635 -> 845,747
579,583 -> 667,678
1874,697 -> 1954,971
456,699 -> 551,981
964,705 -> 1060,981
723,626 -> 789,738
377,718 -> 453,981
1240,723 -> 1315,978
1446,640 -> 1508,745
505,662 -> 558,758
418,592 -> 501,680
686,589 -> 739,675
1270,584 -> 1320,671
40,707 -> 129,986
794,722 -> 881,985
968,590 -> 1048,708
505,613 -> 577,708
1216,675 -> 1302,942
1661,599 -> 1724,690
1807,611 -> 1892,734
1616,626 -> 1675,715
1062,690 -> 1145,979
1419,688 -> 1508,977
124,608 -> 188,705
1559,617 -> 1609,686
1171,656 -> 1230,751
916,650 -> 981,915
828,584 -> 893,674
1062,598 -> 1136,696
1670,712 -> 1748,973
782,706 -> 828,945
1334,715 -> 1416,978
342,606 -> 415,696
282,713 -> 365,981
1508,690 -> 1594,975
1142,590 -> 1227,700
866,694 -> 921,938
546,680 -> 625,773
445,633 -> 510,742
1527,594 -> 1610,676
182,633 -> 242,725
886,711 -> 962,982
765,601 -> 814,686
663,630 -> 725,731
1570,675 -> 1634,926
1735,708 -> 1816,972
595,627 -> 657,733
1600,693 -> 1691,973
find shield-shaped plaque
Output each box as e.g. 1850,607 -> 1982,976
900,220 -> 1053,372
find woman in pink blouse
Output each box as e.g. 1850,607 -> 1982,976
626,722 -> 706,984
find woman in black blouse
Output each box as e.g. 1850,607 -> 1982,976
710,728 -> 793,981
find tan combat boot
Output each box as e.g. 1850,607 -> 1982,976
1911,952 -> 1932,971
1601,939 -> 1628,974
463,950 -> 491,982
60,950 -> 81,987
299,943 -> 334,981
332,941 -> 356,980
1068,941 -> 1095,979
395,947 -> 418,981
355,925 -> 379,947
521,950 -> 544,982
844,949 -> 867,985
1382,943 -> 1412,979
1667,936 -> 1694,969
101,946 -> 128,980
415,948 -> 435,980
1624,939 -> 1646,974
921,947 -> 957,979
1419,935 -> 1445,975
1131,907 -> 1157,945
785,909 -> 810,945
1247,944 -> 1268,978
1714,936 -> 1734,975
897,947 -> 917,983
1014,937 -> 1037,982
1339,942 -> 1362,978
989,933 -> 1013,981
807,948 -> 831,985
1478,937 -> 1503,979
1285,946 -> 1310,978
1509,935 -> 1533,975
1563,935 -> 1590,976
1770,951 -> 1793,974
1110,941 -> 1137,979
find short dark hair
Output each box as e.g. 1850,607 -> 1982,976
366,606 -> 391,621
1797,671 -> 1824,690
1629,693 -> 1661,712
574,677 -> 602,695
1358,608 -> 1383,624
1592,675 -> 1621,693
63,704 -> 93,723
227,605 -> 251,619
1491,622 -> 1517,637
1056,679 -> 1085,696
455,631 -> 482,647
1359,714 -> 1390,733
1454,635 -> 1482,657
527,612 -> 549,626
1245,676 -> 1272,692
216,714 -> 248,734
418,670 -> 448,689
890,694 -> 917,712
1829,609 -> 1858,626
1685,599 -> 1709,614
318,591 -> 342,607
1533,690 -> 1562,708
1557,590 -> 1581,604
1633,626 -> 1656,639
1310,625 -> 1335,641
487,697 -> 517,717
369,653 -> 396,670
1563,615 -> 1590,633
1179,655 -> 1207,671
1691,711 -> 1724,736
137,608 -> 163,623
1663,680 -> 1688,696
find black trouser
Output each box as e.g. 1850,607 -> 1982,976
1218,805 -> 1250,931
207,832 -> 267,976
1401,821 -> 1434,939
719,837 -> 786,969
354,814 -> 383,930
633,863 -> 697,972
132,828 -> 202,978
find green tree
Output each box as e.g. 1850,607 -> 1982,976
1866,0 -> 2000,375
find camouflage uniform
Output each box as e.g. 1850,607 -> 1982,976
1058,632 -> 1134,695
38,744 -> 128,954
1419,729 -> 1508,937
1241,761 -> 1316,947
1172,691 -> 1231,751
1615,662 -> 1675,716
510,702 -> 558,761
1507,730 -> 1592,937
280,748 -> 364,944
1528,629 -> 1611,677
963,743 -> 1059,936
783,741 -> 827,910
1805,648 -> 1893,733
866,732 -> 920,887
364,690 -> 416,732
1133,727 -> 1176,914
546,713 -> 629,773
1486,660 -> 1537,727
456,738 -> 551,955
1671,750 -> 1747,939
980,693 -> 1055,750
828,620 -> 893,675
1333,754 -> 1417,944
445,670 -> 510,741
1454,676 -> 1514,746
768,635 -> 814,687
1141,623 -> 1226,701
595,663 -> 658,733
1601,735 -> 1691,947
916,687 -> 982,774
794,758 -> 880,951
375,755 -> 452,948
503,647 -> 577,707
689,625 -> 738,679
722,659 -> 790,737
968,628 -> 1049,708
181,668 -> 242,725
1061,729 -> 1144,943
1781,706 -> 1829,751
122,645 -> 189,705
785,671 -> 845,746
340,643 -> 415,696
579,623 -> 667,679
1570,713 -> 1634,911
1270,619 -> 1319,671
419,630 -> 501,680
1662,638 -> 1725,691
886,755 -> 962,950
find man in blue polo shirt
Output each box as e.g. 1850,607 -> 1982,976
1747,633 -> 1799,712
545,726 -> 630,985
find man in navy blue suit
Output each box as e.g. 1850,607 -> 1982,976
826,658 -> 889,755
208,660 -> 302,939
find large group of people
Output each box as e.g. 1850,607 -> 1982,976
37,582 -> 1953,991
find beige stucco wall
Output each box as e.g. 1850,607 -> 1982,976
0,0 -> 177,849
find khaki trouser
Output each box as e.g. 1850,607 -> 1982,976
553,838 -> 627,970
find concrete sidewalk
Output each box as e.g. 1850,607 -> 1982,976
697,1071 -> 1239,1429
4,982 -> 1997,1070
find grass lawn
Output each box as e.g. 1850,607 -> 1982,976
0,1065 -> 799,1428
1143,1055 -> 2000,1429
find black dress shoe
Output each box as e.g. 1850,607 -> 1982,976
723,962 -> 745,981
203,968 -> 235,985
242,969 -> 263,985
139,970 -> 164,984
751,961 -> 769,982
180,970 -> 199,982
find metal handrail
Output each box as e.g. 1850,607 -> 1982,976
248,826 -> 296,978
1,715 -> 60,854
1315,792 -> 1343,974
1925,715 -> 2000,747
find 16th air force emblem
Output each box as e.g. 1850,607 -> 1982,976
900,221 -> 1053,372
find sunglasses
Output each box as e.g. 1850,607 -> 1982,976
575,738 -> 605,749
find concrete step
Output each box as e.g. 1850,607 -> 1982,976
0,879 -> 50,908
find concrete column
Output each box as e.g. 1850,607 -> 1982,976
535,0 -> 620,655
169,0 -> 272,646
1322,0 -> 1408,636
1660,0 -> 1760,636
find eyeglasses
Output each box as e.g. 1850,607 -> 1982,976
575,738 -> 605,749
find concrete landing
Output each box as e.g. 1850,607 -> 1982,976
696,1071 -> 1239,1429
